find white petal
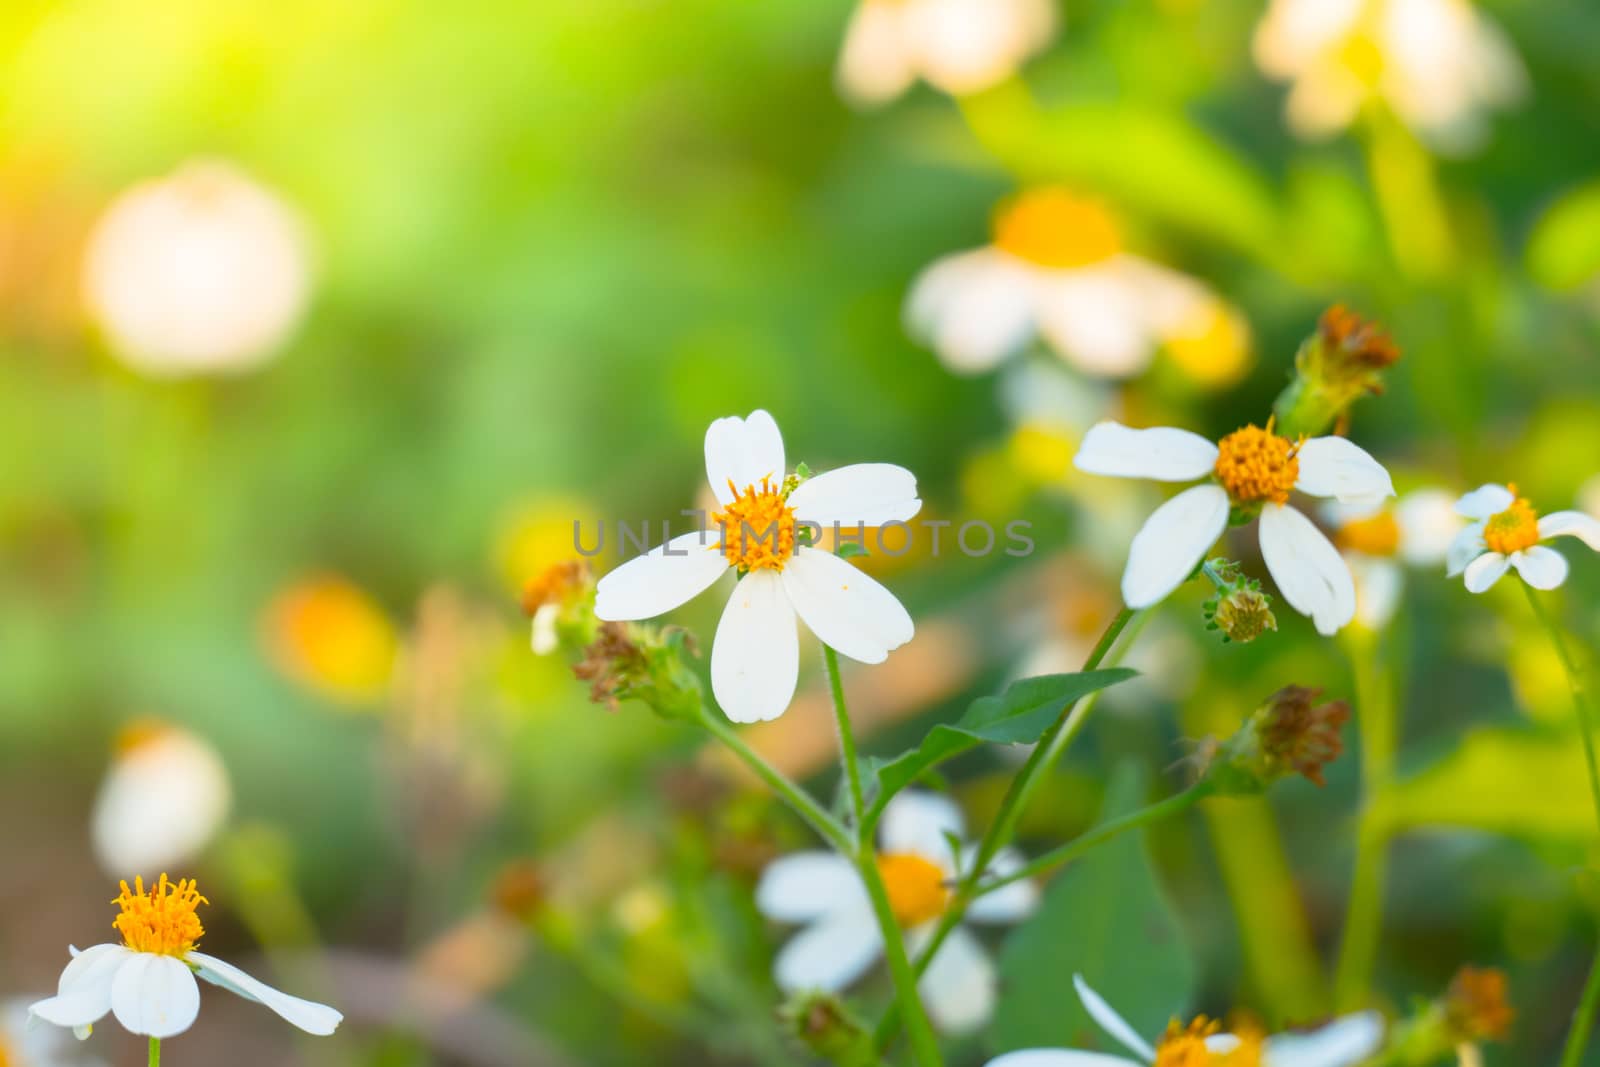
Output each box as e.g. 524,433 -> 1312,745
109,954 -> 200,1039
881,790 -> 965,865
918,925 -> 996,1034
756,852 -> 865,922
1263,1011 -> 1384,1067
1073,422 -> 1219,482
1510,545 -> 1569,590
1293,437 -> 1395,501
836,0 -> 916,106
788,463 -> 922,528
772,908 -> 883,992
1463,551 -> 1509,593
28,945 -> 132,1030
1395,488 -> 1464,565
1349,556 -> 1402,631
705,410 -> 786,505
984,1054 -> 1143,1067
1258,504 -> 1357,636
710,570 -> 799,723
187,952 -> 342,1035
906,250 -> 1038,373
1120,485 -> 1230,609
1539,510 -> 1600,551
1032,270 -> 1158,379
1455,483 -> 1513,519
964,847 -> 1040,924
1445,523 -> 1487,577
781,547 -> 914,665
92,729 -> 231,878
593,531 -> 727,621
1073,974 -> 1156,1062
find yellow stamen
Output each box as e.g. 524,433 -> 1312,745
1336,509 -> 1401,557
112,874 -> 207,957
876,852 -> 949,928
712,476 -> 797,572
1153,1016 -> 1265,1066
1214,421 -> 1300,506
1483,485 -> 1540,555
992,188 -> 1121,269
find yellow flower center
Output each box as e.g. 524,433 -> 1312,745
1483,486 -> 1540,555
1337,32 -> 1386,88
1153,1017 -> 1264,1067
1336,509 -> 1401,557
992,188 -> 1121,269
712,477 -> 797,572
1214,422 -> 1300,506
877,852 -> 949,928
113,874 -> 207,957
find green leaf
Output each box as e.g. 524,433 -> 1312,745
1375,725 -> 1598,839
834,542 -> 869,559
863,669 -> 1136,829
1527,180 -> 1600,291
992,763 -> 1195,1053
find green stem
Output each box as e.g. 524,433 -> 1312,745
977,783 -> 1212,894
1335,629 -> 1400,1010
1562,941 -> 1600,1067
819,650 -> 944,1067
875,607 -> 1143,1051
824,645 -> 866,834
149,1037 -> 161,1067
697,706 -> 853,854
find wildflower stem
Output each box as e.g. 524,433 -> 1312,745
823,644 -> 867,835
874,606 -> 1145,1053
149,1037 -> 160,1067
975,781 -> 1212,894
1562,941 -> 1600,1067
696,707 -> 853,854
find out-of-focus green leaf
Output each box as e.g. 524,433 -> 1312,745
992,763 -> 1195,1052
1527,181 -> 1600,291
863,670 -> 1137,829
1376,726 -> 1597,839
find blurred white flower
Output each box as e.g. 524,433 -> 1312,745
2,998 -> 103,1066
837,0 -> 1055,106
1252,0 -> 1524,150
1326,487 -> 1460,628
1447,483 -> 1600,593
91,722 -> 230,879
983,974 -> 1383,1066
82,161 -> 309,377
594,410 -> 920,723
29,876 -> 341,1041
756,791 -> 1037,1033
1074,421 -> 1394,634
907,188 -> 1249,382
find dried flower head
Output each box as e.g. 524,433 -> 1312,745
490,860 -> 548,923
572,622 -> 702,721
1317,305 -> 1401,372
1446,965 -> 1514,1042
1273,306 -> 1402,437
1258,685 -> 1350,787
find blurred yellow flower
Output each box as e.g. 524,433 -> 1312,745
263,575 -> 397,706
82,160 -> 309,377
836,0 -> 1055,107
493,496 -> 592,597
1252,0 -> 1524,150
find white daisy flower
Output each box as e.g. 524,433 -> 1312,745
837,0 -> 1056,107
82,161 -> 310,378
29,876 -> 341,1041
91,722 -> 231,879
755,791 -> 1037,1033
1325,488 -> 1461,629
593,410 -> 920,724
1252,0 -> 1524,150
1446,483 -> 1600,593
1073,420 -> 1395,635
985,974 -> 1383,1066
908,188 -> 1249,381
2,999 -> 104,1067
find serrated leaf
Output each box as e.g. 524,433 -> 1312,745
992,764 -> 1195,1053
863,669 -> 1136,829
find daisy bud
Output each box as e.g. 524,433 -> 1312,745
1205,685 -> 1350,794
522,558 -> 597,655
778,991 -> 875,1066
1273,306 -> 1401,437
1202,560 -> 1278,644
573,622 -> 702,721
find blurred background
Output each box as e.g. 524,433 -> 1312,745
2,0 -> 1600,1064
